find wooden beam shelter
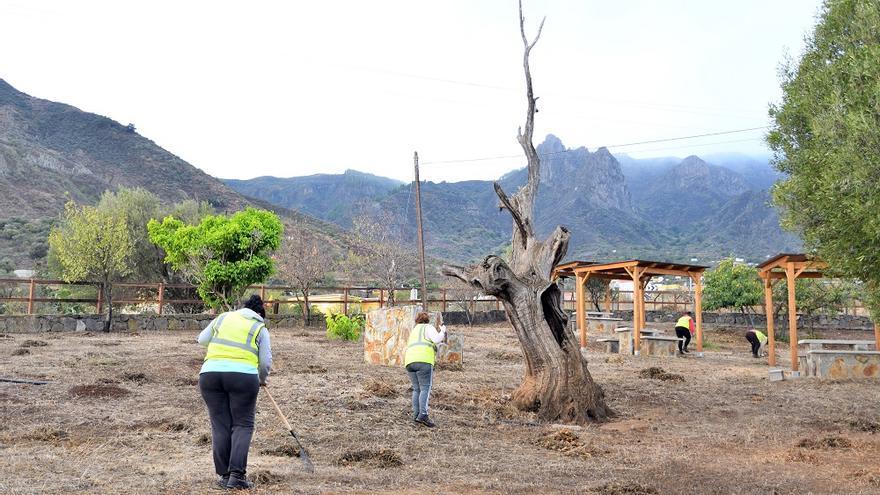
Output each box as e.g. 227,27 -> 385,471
555,259 -> 708,354
757,253 -> 830,372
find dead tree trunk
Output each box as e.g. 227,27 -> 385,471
442,1 -> 609,424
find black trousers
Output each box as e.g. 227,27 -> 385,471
675,326 -> 691,352
199,372 -> 260,476
746,332 -> 761,357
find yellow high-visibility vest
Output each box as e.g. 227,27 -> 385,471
676,316 -> 692,329
754,330 -> 768,344
204,312 -> 262,368
404,324 -> 436,367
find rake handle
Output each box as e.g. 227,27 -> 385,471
264,387 -> 293,432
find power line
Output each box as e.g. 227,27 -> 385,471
343,64 -> 761,118
421,126 -> 769,165
616,136 -> 765,155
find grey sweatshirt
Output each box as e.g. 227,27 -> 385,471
197,308 -> 273,383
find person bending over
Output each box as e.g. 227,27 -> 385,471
674,311 -> 694,355
745,329 -> 767,358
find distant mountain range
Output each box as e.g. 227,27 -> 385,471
0,77 -> 800,272
225,135 -> 801,264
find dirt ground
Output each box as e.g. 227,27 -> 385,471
2,323 -> 880,495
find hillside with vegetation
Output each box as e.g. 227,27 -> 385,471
0,79 -> 354,273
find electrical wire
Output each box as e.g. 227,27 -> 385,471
421,126 -> 769,165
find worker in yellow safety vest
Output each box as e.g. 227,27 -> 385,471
196,295 -> 273,490
745,329 -> 768,358
404,312 -> 446,428
674,312 -> 694,355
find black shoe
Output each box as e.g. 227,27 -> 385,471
217,475 -> 229,489
682,348 -> 689,354
415,415 -> 436,428
678,350 -> 684,355
226,473 -> 254,490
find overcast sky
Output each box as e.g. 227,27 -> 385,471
2,0 -> 822,183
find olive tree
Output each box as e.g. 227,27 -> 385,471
48,201 -> 134,331
768,0 -> 880,316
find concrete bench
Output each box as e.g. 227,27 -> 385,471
639,335 -> 682,357
597,337 -> 619,353
804,350 -> 880,378
586,311 -> 613,318
797,339 -> 875,351
616,327 -> 664,355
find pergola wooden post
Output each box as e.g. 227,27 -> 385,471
626,266 -> 645,355
757,254 -> 829,373
875,323 -> 880,354
576,272 -> 588,348
554,259 -> 707,356
763,277 -> 777,366
691,273 -> 704,353
785,263 -> 798,371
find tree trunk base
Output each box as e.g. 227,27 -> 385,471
511,347 -> 611,424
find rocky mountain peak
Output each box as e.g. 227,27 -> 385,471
537,134 -> 566,155
664,155 -> 750,195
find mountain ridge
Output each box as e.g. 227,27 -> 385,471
225,134 -> 800,264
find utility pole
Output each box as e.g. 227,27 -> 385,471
413,151 -> 428,310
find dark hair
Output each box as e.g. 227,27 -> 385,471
243,295 -> 266,319
685,311 -> 692,316
415,312 -> 430,324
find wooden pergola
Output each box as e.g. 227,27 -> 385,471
555,259 -> 708,354
757,253 -> 828,371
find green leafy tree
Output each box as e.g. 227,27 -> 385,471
767,0 -> 880,316
48,201 -> 134,331
147,207 -> 282,310
772,279 -> 862,336
702,258 -> 763,325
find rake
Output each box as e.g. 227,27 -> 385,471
264,387 -> 314,473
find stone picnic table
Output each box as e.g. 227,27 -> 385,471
797,339 -> 876,351
605,327 -> 680,356
794,339 -> 880,378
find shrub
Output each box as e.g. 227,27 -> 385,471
325,313 -> 364,341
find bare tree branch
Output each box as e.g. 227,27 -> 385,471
494,182 -> 529,247
440,264 -> 471,284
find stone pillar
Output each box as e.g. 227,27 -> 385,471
363,305 -> 463,367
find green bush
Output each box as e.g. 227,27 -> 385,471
325,312 -> 364,341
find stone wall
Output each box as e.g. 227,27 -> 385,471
597,311 -> 874,331
1,307 -> 870,334
363,305 -> 463,367
440,310 -> 507,326
0,314 -> 313,333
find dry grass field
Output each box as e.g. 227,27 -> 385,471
2,323 -> 880,495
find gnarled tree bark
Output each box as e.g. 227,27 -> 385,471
442,1 -> 609,424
